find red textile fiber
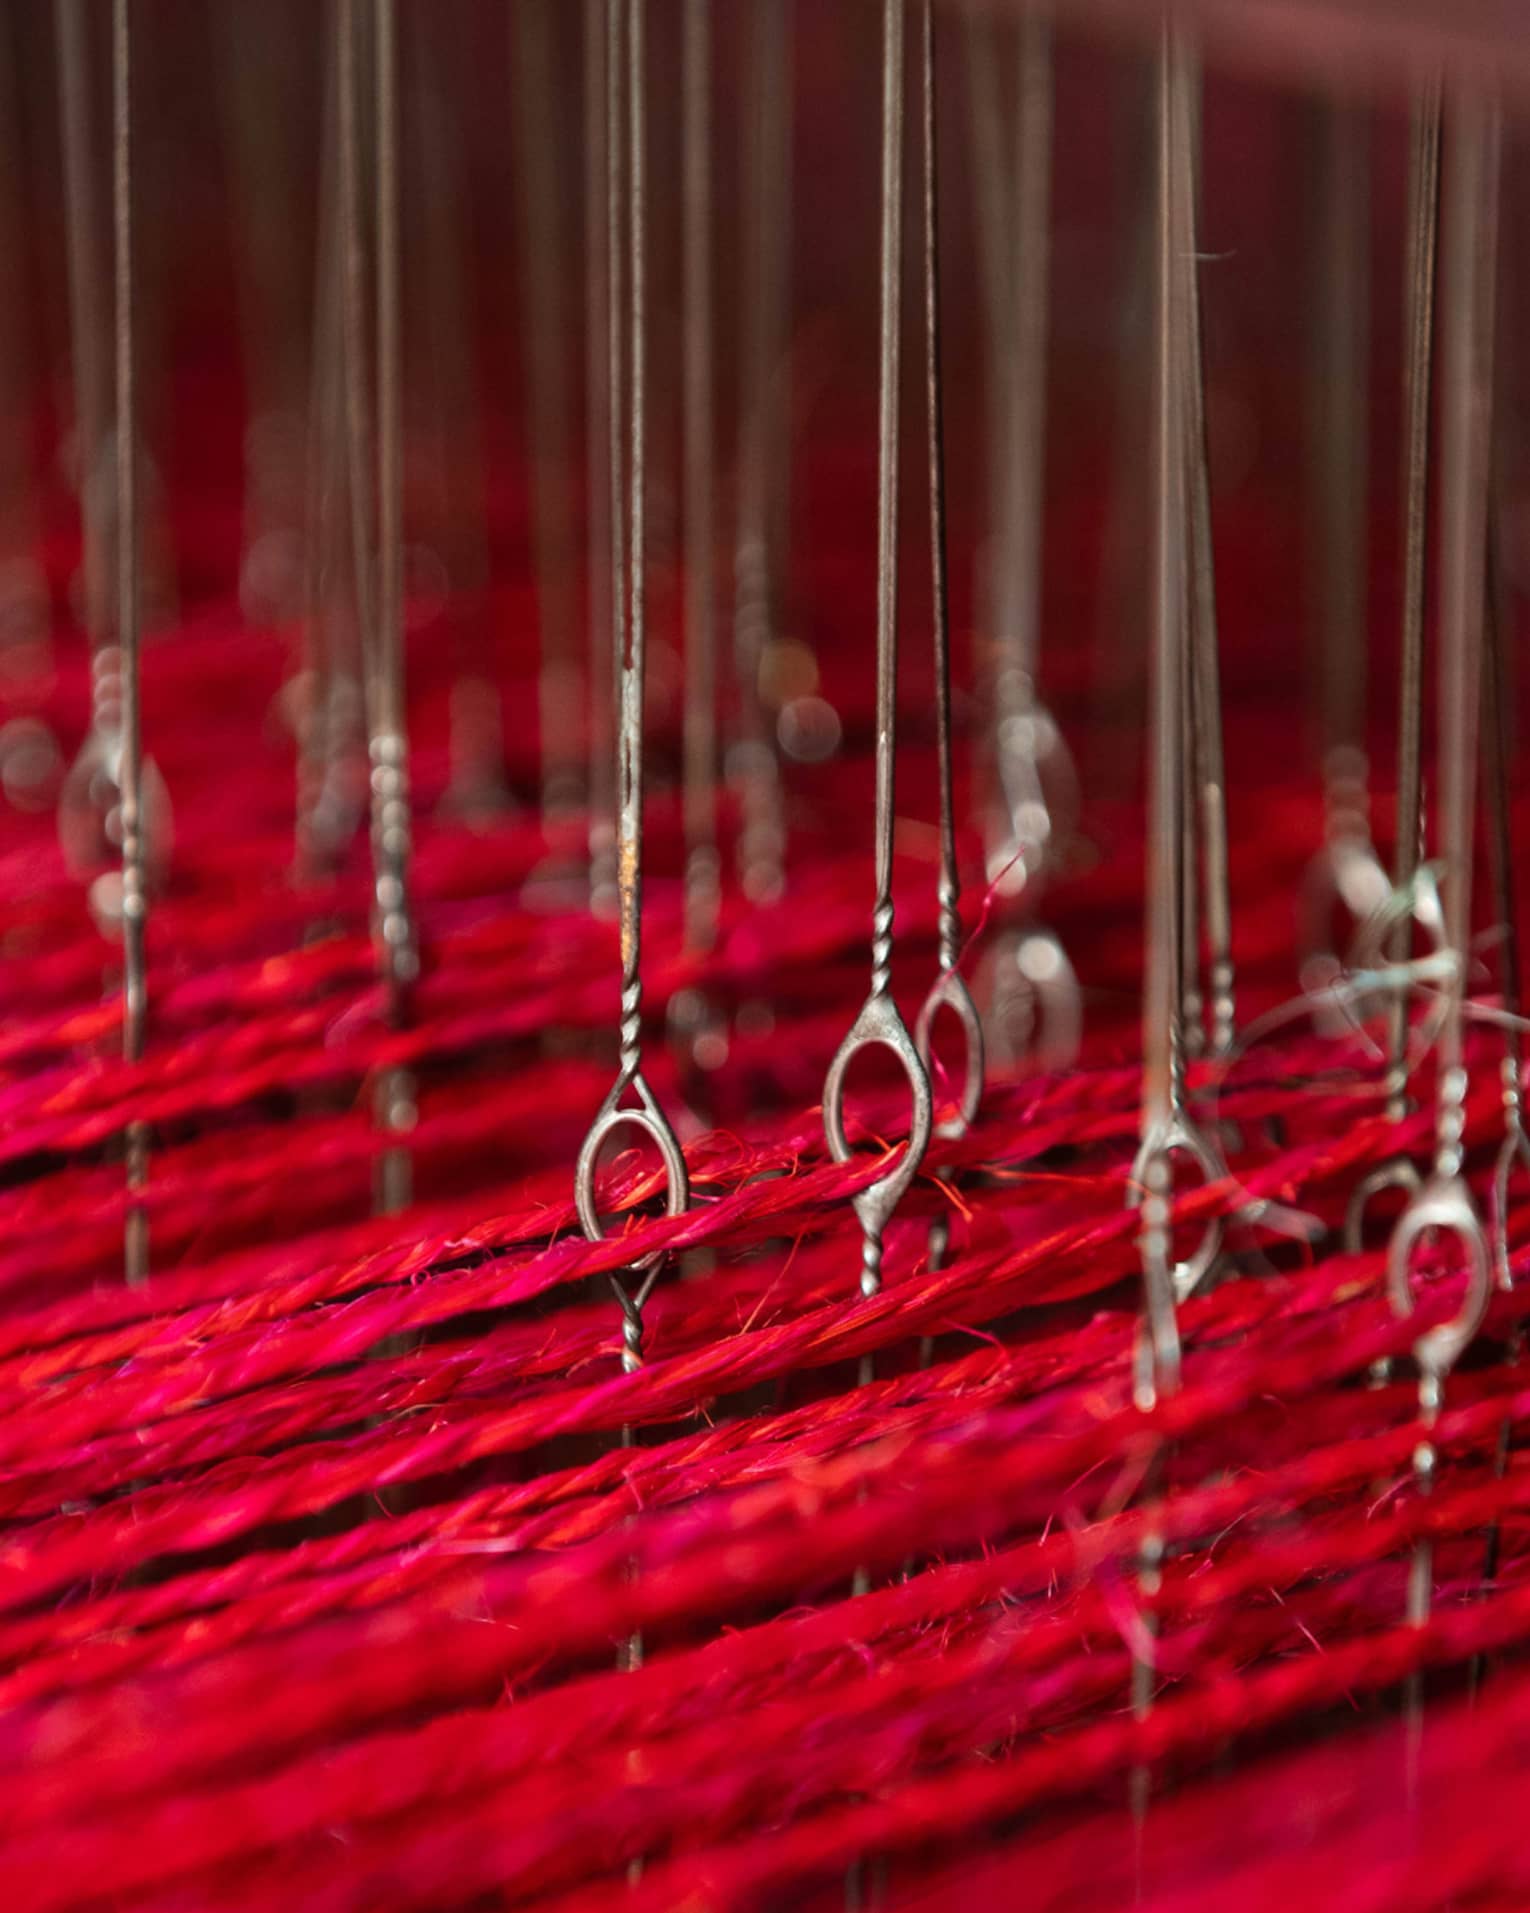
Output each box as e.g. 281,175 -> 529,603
4,38 -> 1530,1903
5,576 -> 1530,1910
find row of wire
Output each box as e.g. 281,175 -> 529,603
14,0 -> 1530,1861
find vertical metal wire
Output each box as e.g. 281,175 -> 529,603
297,30 -> 357,888
1387,90 -> 1499,1785
605,0 -> 627,929
1003,18 -> 1051,710
1312,99 -> 1369,782
1386,87 -> 1440,1118
338,0 -> 375,659
1433,100 -> 1498,1125
58,0 -> 108,646
1137,31 -> 1186,1416
732,0 -> 789,907
616,0 -> 644,1064
514,0 -> 581,825
923,0 -> 955,984
1175,59 -> 1234,1058
584,0 -> 617,916
113,0 -> 148,1288
375,0 -> 416,1215
870,0 -> 903,963
681,0 -> 718,959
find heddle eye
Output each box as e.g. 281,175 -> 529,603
1127,1117 -> 1226,1305
823,994 -> 933,1288
575,1082 -> 691,1272
1387,1175 -> 1493,1386
915,969 -> 984,1141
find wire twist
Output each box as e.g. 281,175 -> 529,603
619,970 -> 643,1078
370,728 -> 417,1012
870,896 -> 894,1001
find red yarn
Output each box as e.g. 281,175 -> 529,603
5,155 -> 1530,1904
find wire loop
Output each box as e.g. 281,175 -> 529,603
823,992 -> 933,1297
